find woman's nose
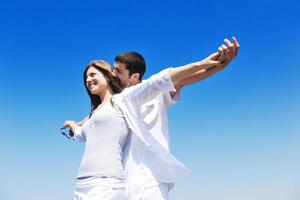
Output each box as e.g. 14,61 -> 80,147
111,69 -> 116,77
86,76 -> 92,83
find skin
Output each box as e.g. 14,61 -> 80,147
113,61 -> 140,88
85,67 -> 113,101
175,37 -> 240,91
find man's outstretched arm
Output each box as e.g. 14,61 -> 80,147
172,37 -> 240,94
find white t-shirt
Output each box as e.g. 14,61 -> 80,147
75,102 -> 129,179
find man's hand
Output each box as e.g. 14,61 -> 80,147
172,36 -> 240,94
217,36 -> 240,69
191,37 -> 240,72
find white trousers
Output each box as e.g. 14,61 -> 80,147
74,177 -> 126,200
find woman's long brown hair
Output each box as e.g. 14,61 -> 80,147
83,60 -> 122,116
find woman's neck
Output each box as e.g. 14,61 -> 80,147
98,88 -> 113,105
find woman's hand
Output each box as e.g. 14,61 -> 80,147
62,120 -> 77,129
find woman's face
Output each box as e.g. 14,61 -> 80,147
85,67 -> 109,96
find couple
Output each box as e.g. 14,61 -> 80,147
62,37 -> 240,200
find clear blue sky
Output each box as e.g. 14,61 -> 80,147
1,0 -> 299,199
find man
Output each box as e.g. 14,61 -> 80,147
110,37 -> 240,199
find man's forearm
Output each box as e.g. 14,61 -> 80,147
169,52 -> 220,85
176,65 -> 224,90
170,37 -> 239,93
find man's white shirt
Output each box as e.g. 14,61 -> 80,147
139,91 -> 180,187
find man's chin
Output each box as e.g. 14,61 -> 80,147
121,83 -> 129,89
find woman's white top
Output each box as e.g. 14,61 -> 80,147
75,102 -> 129,179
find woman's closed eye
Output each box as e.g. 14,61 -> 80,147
86,72 -> 96,80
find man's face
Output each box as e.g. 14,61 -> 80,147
113,61 -> 140,88
112,61 -> 131,88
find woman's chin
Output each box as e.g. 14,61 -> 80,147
90,89 -> 98,95
89,87 -> 105,96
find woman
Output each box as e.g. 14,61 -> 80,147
62,50 -> 227,199
63,60 -> 128,199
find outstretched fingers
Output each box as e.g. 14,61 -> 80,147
224,38 -> 235,58
232,36 -> 240,56
218,46 -> 226,63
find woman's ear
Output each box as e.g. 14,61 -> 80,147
105,76 -> 111,83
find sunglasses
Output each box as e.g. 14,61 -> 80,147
60,128 -> 74,140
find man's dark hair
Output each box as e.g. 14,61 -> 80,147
115,51 -> 146,80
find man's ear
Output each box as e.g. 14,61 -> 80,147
130,73 -> 140,83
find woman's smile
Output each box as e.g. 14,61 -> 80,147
87,81 -> 97,91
